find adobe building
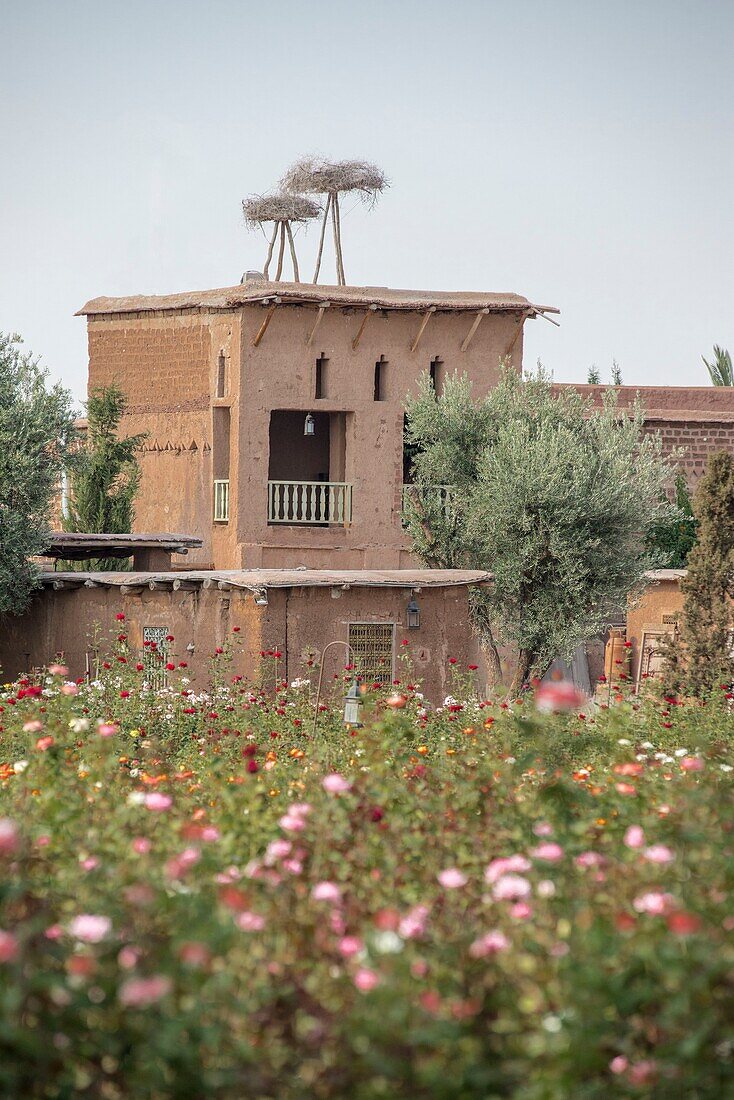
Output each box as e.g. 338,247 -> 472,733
77,279 -> 557,571
0,562 -> 491,705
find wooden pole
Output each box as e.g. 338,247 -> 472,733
285,221 -> 299,282
274,222 -> 286,281
313,193 -> 331,284
460,308 -> 489,353
334,192 -> 346,284
330,194 -> 342,285
306,303 -> 330,347
410,307 -> 436,353
352,305 -> 378,351
263,222 -> 278,281
252,303 -> 278,347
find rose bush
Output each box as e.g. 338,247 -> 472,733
0,627 -> 733,1097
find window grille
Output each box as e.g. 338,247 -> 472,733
661,614 -> 678,625
214,479 -> 229,522
348,623 -> 395,685
142,626 -> 169,690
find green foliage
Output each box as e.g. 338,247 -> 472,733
62,385 -> 146,569
644,474 -> 698,568
404,367 -> 675,689
0,332 -> 76,616
587,365 -> 601,385
670,451 -> 734,695
0,648 -> 733,1098
702,345 -> 733,387
610,359 -> 623,386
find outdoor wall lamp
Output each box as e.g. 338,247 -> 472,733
253,588 -> 268,606
303,413 -> 315,437
406,595 -> 421,629
343,678 -> 363,726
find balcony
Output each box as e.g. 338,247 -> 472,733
213,479 -> 229,523
268,480 -> 353,526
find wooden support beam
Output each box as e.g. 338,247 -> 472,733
217,580 -> 233,591
172,578 -> 197,591
352,305 -> 378,351
83,579 -> 100,588
252,300 -> 280,347
120,584 -> 144,596
410,307 -> 436,353
536,310 -> 561,328
147,580 -> 172,591
460,309 -> 489,353
501,319 -> 525,364
306,303 -> 330,348
202,578 -> 218,589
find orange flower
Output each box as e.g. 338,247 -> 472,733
289,748 -> 305,759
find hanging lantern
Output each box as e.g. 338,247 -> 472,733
304,413 -> 315,437
406,595 -> 421,629
343,679 -> 363,726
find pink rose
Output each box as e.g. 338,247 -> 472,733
492,874 -> 531,901
0,930 -> 19,963
60,682 -> 78,696
623,825 -> 645,849
23,720 -> 43,733
469,930 -> 509,958
399,905 -> 429,939
534,681 -> 586,714
132,837 -> 152,854
236,911 -> 266,931
118,974 -> 172,1007
338,935 -> 363,958
97,722 -> 118,738
681,756 -> 704,772
143,792 -> 172,812
643,844 -> 675,864
312,881 -> 341,904
353,967 -> 380,992
48,664 -> 68,677
484,855 -> 531,884
530,842 -> 564,862
69,914 -> 111,943
437,868 -> 468,889
322,773 -> 352,794
0,819 -> 19,856
279,814 -> 306,832
633,890 -> 676,915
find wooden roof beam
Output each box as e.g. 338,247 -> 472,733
252,298 -> 281,347
460,308 -> 489,353
352,304 -> 378,351
306,302 -> 330,347
410,307 -> 436,353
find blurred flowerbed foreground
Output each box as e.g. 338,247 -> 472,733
1,634 -> 733,1098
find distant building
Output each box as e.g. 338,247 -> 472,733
78,280 -> 556,570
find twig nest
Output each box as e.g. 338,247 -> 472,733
280,156 -> 389,204
242,192 -> 322,227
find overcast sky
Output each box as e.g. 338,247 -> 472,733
2,0 -> 733,404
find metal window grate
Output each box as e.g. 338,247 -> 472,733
141,626 -> 169,690
214,479 -> 229,522
348,623 -> 395,685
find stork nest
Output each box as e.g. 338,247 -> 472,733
280,157 -> 389,204
242,192 -> 322,227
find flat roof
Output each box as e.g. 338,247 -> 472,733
39,568 -> 492,590
77,280 -> 558,319
41,533 -> 203,560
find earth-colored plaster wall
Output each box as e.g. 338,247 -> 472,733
0,584 -> 476,705
626,578 -> 684,686
87,303 -> 524,570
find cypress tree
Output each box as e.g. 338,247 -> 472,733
63,386 -> 147,570
674,451 -> 734,695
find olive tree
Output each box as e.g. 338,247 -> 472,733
0,332 -> 76,616
404,368 -> 675,692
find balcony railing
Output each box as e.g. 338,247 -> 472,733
401,483 -> 455,523
213,479 -> 230,523
268,480 -> 353,526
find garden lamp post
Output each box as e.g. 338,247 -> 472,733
312,640 -> 360,735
